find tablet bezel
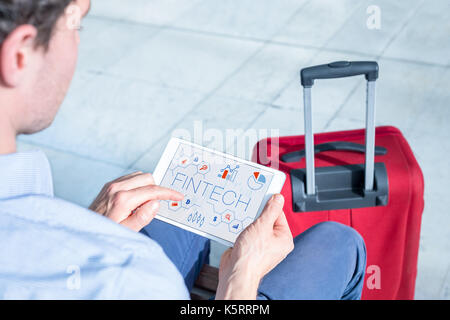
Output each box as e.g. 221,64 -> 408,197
152,137 -> 286,247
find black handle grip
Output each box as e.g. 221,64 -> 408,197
301,61 -> 379,87
281,142 -> 387,163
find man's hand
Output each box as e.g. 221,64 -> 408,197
216,194 -> 294,300
89,171 -> 183,232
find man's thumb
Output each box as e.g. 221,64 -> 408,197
260,194 -> 285,224
121,200 -> 160,232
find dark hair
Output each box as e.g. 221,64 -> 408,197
0,0 -> 73,49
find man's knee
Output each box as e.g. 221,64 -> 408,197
307,221 -> 363,241
299,221 -> 366,260
304,222 -> 367,299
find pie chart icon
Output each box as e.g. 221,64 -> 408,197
247,172 -> 266,191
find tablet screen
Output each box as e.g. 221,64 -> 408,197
157,143 -> 274,243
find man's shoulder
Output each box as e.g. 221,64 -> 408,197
0,194 -> 160,256
0,194 -> 189,299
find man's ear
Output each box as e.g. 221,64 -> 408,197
0,25 -> 38,88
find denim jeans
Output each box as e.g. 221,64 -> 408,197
142,220 -> 366,300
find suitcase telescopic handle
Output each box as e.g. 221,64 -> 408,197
301,61 -> 379,88
300,61 -> 379,196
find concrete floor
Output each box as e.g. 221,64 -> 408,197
17,0 -> 449,299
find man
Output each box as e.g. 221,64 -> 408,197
0,0 -> 366,299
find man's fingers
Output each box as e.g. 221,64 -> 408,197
128,185 -> 184,205
117,171 -> 143,181
259,194 -> 285,225
110,185 -> 183,220
107,172 -> 155,194
110,171 -> 143,184
121,200 -> 160,232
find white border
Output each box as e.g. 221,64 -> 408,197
153,137 -> 286,247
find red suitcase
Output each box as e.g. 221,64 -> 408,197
252,61 -> 424,300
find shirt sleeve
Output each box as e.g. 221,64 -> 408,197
111,254 -> 191,300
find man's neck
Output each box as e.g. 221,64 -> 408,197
0,119 -> 17,155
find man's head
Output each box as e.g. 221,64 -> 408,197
0,0 -> 90,140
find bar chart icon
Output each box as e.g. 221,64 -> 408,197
218,165 -> 239,182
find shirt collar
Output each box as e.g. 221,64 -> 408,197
0,150 -> 54,200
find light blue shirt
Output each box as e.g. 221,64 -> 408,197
0,150 -> 189,299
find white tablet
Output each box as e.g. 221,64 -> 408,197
153,138 -> 286,247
